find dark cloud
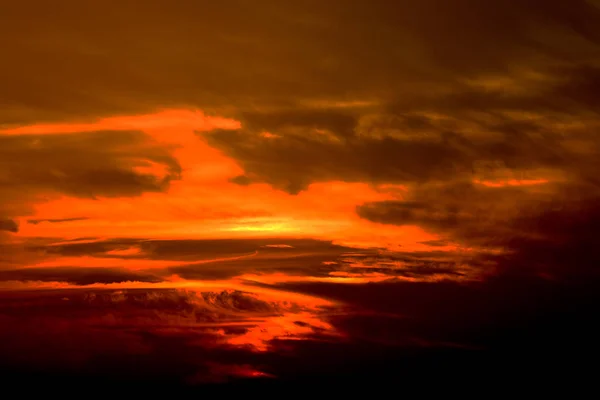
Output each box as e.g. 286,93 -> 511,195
2,275 -> 598,390
489,198 -> 600,281
0,267 -> 162,285
353,184 -> 600,330
0,219 -> 18,233
138,238 -> 347,261
204,127 -> 475,193
32,238 -> 140,258
357,180 -> 600,242
356,185 -> 512,239
229,175 -> 253,186
270,271 -> 600,359
188,1 -> 600,193
1,0 -> 599,125
204,105 -> 600,193
23,237 -> 361,281
34,237 -> 353,260
418,240 -> 450,247
170,252 -> 344,281
2,0 -> 599,198
27,217 -> 89,225
0,288 -> 333,388
335,179 -> 600,364
356,179 -> 600,281
0,130 -> 181,198
0,130 -> 181,224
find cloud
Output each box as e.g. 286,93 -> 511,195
358,178 -> 599,236
0,130 -> 181,225
27,217 -> 89,225
418,240 -> 449,247
488,197 -> 600,281
0,219 -> 18,233
31,238 -> 140,258
18,237 -> 360,281
333,250 -> 474,281
169,251 -> 345,281
355,182 -> 525,240
178,2 -> 600,194
0,267 -> 162,285
2,0 -> 600,388
269,267 -> 600,353
3,2 -> 600,240
33,238 -> 350,260
204,126 -> 475,194
0,130 -> 181,198
0,287 -> 337,386
355,182 -> 600,290
204,102 -> 600,193
1,0 -> 599,125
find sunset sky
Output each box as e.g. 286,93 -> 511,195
2,0 -> 600,390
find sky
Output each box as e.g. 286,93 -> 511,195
2,0 -> 600,390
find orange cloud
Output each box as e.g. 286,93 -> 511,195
2,109 -> 410,249
6,114 -> 422,249
1,109 -> 240,135
473,178 -> 549,187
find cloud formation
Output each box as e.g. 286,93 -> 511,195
2,0 -> 600,389
0,130 -> 181,198
1,1 -> 598,123
0,267 -> 162,285
27,217 -> 89,225
0,219 -> 18,233
0,287 -> 339,386
0,130 -> 181,230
